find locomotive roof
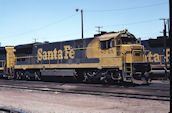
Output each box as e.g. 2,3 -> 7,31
15,42 -> 43,54
98,30 -> 136,41
98,33 -> 120,41
14,29 -> 136,48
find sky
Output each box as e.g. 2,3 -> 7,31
0,0 -> 169,46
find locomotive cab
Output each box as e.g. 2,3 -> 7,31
95,29 -> 151,84
0,46 -> 15,79
120,32 -> 151,84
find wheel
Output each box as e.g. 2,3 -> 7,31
34,71 -> 41,80
15,71 -> 22,80
24,71 -> 31,80
110,70 -> 123,83
74,70 -> 85,82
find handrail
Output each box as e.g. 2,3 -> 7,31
0,60 -> 5,68
16,56 -> 36,59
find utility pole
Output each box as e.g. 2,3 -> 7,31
95,26 -> 103,34
160,18 -> 168,79
169,0 -> 171,112
33,38 -> 38,43
167,18 -> 170,37
76,9 -> 84,39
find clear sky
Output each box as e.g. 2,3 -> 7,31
0,0 -> 169,46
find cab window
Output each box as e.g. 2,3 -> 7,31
122,37 -> 135,44
116,39 -> 121,45
100,39 -> 114,49
135,52 -> 140,56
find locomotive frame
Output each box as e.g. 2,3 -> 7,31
0,30 -> 151,84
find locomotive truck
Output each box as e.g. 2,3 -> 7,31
0,30 -> 151,84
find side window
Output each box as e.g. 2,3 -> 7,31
111,40 -> 115,47
100,41 -> 106,49
116,39 -> 121,45
100,40 -> 111,49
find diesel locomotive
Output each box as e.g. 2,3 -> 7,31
0,30 -> 151,84
141,36 -> 170,79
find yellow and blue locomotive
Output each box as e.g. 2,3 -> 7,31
0,30 -> 151,84
0,47 -> 15,78
141,36 -> 170,79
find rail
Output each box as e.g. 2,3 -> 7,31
0,80 -> 169,101
0,106 -> 25,113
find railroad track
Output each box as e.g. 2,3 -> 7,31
0,107 -> 24,113
0,80 -> 169,101
0,79 -> 170,91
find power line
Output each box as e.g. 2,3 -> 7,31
3,14 -> 77,38
102,19 -> 159,27
86,2 -> 168,12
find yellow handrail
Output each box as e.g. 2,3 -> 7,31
0,60 -> 5,68
16,56 -> 36,59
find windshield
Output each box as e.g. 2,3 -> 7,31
121,37 -> 136,44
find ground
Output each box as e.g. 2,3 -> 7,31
0,87 -> 169,113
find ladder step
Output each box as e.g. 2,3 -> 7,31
126,71 -> 131,73
126,75 -> 130,77
125,77 -> 131,81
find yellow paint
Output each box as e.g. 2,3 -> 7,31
166,48 -> 170,62
86,33 -> 123,69
148,52 -> 153,63
145,48 -> 170,63
64,45 -> 74,59
37,45 -> 75,61
69,49 -> 75,59
86,38 -> 100,58
119,44 -> 145,63
37,48 -> 43,61
86,31 -> 147,71
47,51 -> 54,60
98,33 -> 120,41
43,51 -> 48,60
153,53 -> 160,62
14,63 -> 102,70
58,50 -> 63,59
15,30 -> 148,75
5,47 -> 16,69
53,48 -> 57,60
